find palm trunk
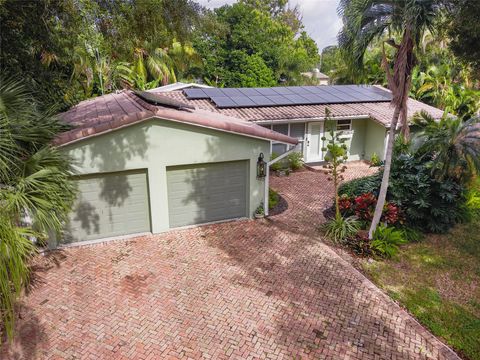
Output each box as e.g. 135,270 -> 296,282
368,106 -> 401,239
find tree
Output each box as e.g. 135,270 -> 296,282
194,2 -> 319,87
448,0 -> 480,75
338,0 -> 449,238
413,111 -> 480,183
0,77 -> 77,340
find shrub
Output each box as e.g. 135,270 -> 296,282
345,230 -> 373,256
268,188 -> 279,209
323,216 -> 360,244
270,152 -> 283,171
287,151 -> 303,170
371,224 -> 407,258
354,193 -> 377,222
338,174 -> 381,197
370,152 -> 382,166
388,153 -> 466,233
338,194 -> 354,216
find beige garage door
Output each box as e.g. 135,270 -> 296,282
167,161 -> 248,228
64,170 -> 151,243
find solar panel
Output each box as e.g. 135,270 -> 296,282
231,96 -> 256,107
239,88 -> 262,96
203,88 -> 226,97
255,87 -> 278,96
182,85 -> 392,108
183,88 -> 208,99
211,96 -> 237,108
248,96 -> 276,106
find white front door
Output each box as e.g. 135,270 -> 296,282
305,122 -> 324,163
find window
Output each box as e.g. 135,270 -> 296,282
263,122 -> 306,155
336,119 -> 352,131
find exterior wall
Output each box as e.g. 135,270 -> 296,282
321,119 -> 367,161
62,118 -> 270,233
364,120 -> 387,161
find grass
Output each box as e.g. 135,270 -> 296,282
362,180 -> 480,359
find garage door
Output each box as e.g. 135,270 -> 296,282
167,161 -> 248,228
64,171 -> 151,243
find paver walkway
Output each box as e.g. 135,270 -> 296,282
2,162 -> 459,359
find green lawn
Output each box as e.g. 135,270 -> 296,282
363,211 -> 480,359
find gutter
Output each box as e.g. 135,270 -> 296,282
253,114 -> 371,125
264,145 -> 300,217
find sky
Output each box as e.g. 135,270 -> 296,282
198,0 -> 342,51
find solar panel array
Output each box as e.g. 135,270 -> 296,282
183,85 -> 392,109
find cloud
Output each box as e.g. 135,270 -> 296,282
197,0 -> 342,51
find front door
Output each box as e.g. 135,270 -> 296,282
306,122 -> 323,163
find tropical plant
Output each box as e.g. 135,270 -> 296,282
322,110 -> 349,219
338,0 -> 450,239
339,174 -> 381,198
371,224 -> 406,258
370,152 -> 382,167
413,111 -> 480,182
323,215 -> 361,244
0,77 -> 77,340
286,151 -> 303,170
268,188 -> 280,210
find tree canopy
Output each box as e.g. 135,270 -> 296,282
0,0 -> 320,109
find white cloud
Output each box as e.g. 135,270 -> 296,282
197,0 -> 342,51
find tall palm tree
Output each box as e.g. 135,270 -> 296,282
413,111 -> 480,182
0,77 -> 76,340
338,0 -> 449,238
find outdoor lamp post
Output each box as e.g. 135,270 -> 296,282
257,152 -> 266,179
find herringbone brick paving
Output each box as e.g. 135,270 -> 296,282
2,162 -> 459,359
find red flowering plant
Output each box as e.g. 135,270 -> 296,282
338,194 -> 354,216
351,193 -> 402,226
354,193 -> 377,221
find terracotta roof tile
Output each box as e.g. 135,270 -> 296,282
56,91 -> 297,146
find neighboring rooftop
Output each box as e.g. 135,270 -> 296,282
148,82 -> 212,92
155,85 -> 444,127
55,91 -> 298,146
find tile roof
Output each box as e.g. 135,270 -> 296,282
154,87 -> 445,127
55,91 -> 298,146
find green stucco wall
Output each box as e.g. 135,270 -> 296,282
321,118 -> 386,162
62,118 -> 270,234
364,120 -> 387,161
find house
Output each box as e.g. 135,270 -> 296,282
55,85 -> 443,246
54,90 -> 296,246
301,68 -> 330,85
156,85 -> 444,164
148,81 -> 212,92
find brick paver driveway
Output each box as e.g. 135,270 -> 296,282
3,163 -> 459,360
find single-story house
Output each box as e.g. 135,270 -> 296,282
301,69 -> 330,85
158,85 -> 444,164
55,85 -> 443,246
54,90 -> 297,246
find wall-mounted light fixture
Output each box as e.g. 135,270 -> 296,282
256,152 -> 266,179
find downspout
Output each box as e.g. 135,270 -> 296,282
264,142 -> 303,217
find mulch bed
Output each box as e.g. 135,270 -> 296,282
268,194 -> 288,216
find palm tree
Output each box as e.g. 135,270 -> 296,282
338,0 -> 449,238
0,77 -> 77,340
116,43 -> 177,91
413,111 -> 480,183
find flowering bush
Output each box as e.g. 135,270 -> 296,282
382,202 -> 401,225
354,193 -> 377,221
339,192 -> 401,225
338,194 -> 354,215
